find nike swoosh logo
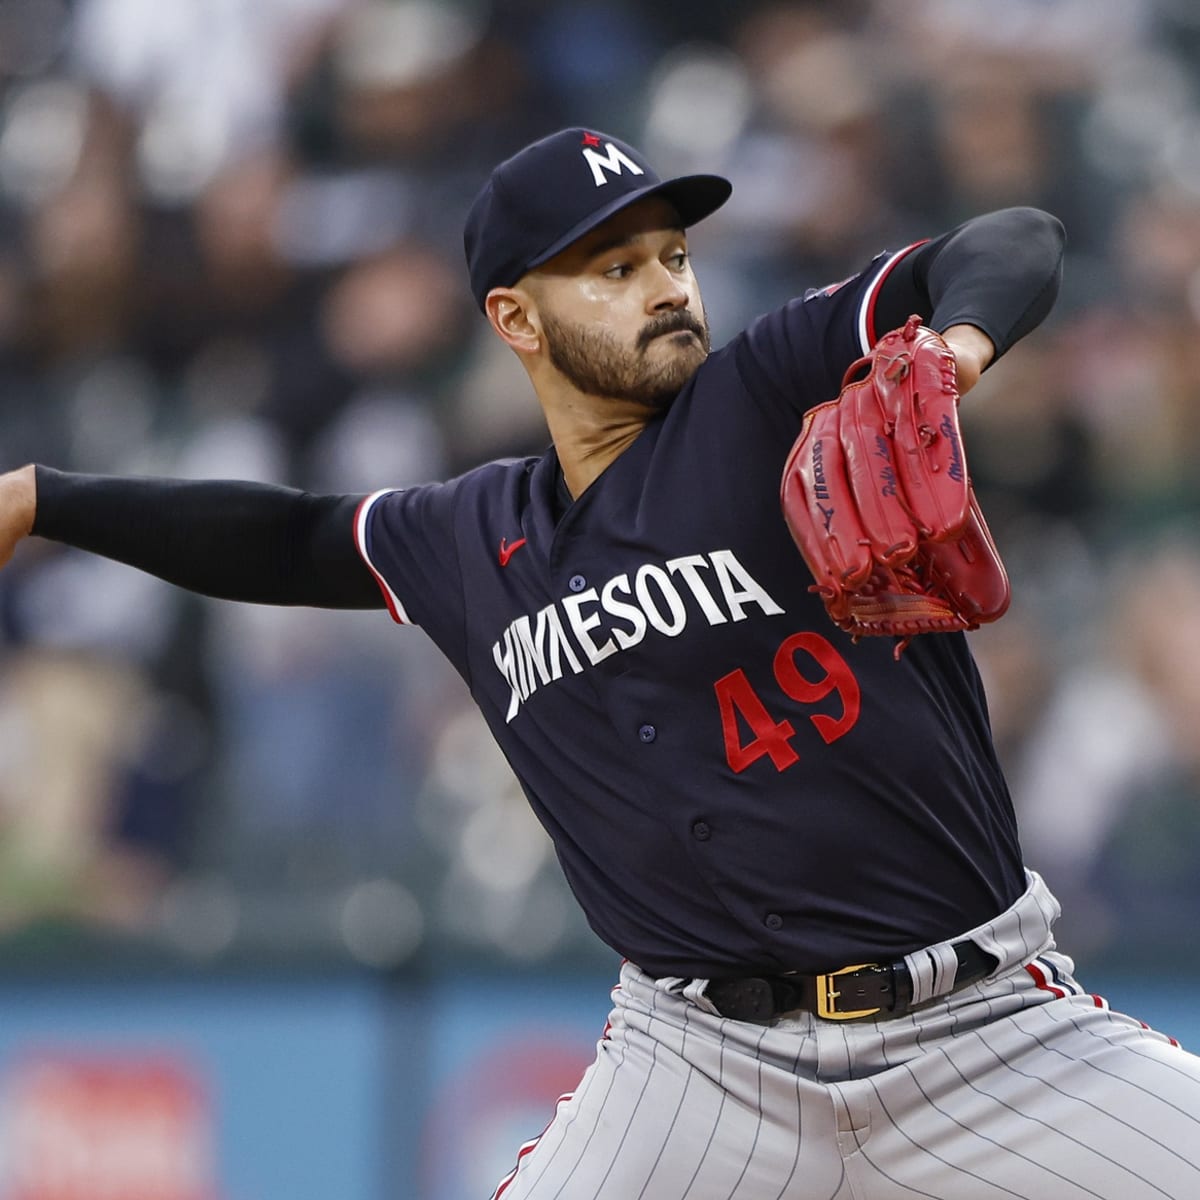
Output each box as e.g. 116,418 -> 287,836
498,537 -> 527,567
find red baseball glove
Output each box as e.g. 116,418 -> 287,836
780,314 -> 1010,655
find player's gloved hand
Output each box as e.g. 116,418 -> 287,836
780,315 -> 1010,656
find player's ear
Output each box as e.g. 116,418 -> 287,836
485,287 -> 540,355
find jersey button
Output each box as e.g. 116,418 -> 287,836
692,821 -> 711,841
764,913 -> 784,931
568,574 -> 587,592
638,724 -> 657,743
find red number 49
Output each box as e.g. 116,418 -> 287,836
714,632 -> 861,774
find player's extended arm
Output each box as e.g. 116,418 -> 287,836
0,464 -> 384,608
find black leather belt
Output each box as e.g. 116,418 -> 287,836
703,940 -> 998,1024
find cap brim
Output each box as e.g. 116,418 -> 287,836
524,173 -> 732,274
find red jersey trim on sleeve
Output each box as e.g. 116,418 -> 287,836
353,489 -> 412,625
856,240 -> 929,353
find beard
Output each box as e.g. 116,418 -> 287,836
541,307 -> 711,410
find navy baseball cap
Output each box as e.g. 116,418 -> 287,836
464,128 -> 732,310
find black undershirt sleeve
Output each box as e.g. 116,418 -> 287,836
872,206 -> 1066,360
31,466 -> 385,609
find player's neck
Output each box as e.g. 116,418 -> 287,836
542,393 -> 651,498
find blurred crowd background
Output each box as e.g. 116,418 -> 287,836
1,0 -> 1200,979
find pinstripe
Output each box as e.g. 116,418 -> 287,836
993,1007 -> 1200,1147
877,1022 -> 895,1069
597,981 -> 674,1192
726,1026 -> 770,1199
769,1027 -> 840,1200
859,1145 -> 1014,1200
1012,1067 -> 1189,1189
606,986 -> 672,1192
680,1023 -> 731,1199
492,1094 -> 577,1200
910,1001 -> 936,1053
836,1089 -> 869,1155
852,1159 -> 946,1200
635,1002 -> 695,1200
583,1035 -> 661,1199
526,1031 -> 628,1195
1050,1013 -> 1200,1102
575,981 -> 678,1199
634,1066 -> 696,1200
930,1043 -> 1167,1196
769,1073 -> 810,1200
867,1070 -> 1070,1199
1065,1015 -> 1199,1090
492,1070 -> 598,1200
1006,903 -> 1024,958
517,1085 -> 591,1192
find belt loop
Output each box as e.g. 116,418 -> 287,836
902,941 -> 960,1006
682,977 -> 720,1016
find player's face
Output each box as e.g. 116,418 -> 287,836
531,198 -> 710,410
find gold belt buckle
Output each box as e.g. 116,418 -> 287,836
815,963 -> 883,1021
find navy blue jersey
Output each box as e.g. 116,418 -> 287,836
354,245 -> 1025,978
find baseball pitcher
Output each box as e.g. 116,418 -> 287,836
2,129 -> 1199,1199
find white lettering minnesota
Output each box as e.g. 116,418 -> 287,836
493,548 -> 784,722
582,142 -> 645,187
710,549 -> 785,621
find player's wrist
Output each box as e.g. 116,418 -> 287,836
940,324 -> 995,396
4,464 -> 37,530
0,464 -> 38,568
942,322 -> 994,356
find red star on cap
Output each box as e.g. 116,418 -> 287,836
580,132 -> 602,147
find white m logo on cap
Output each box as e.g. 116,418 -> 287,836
582,142 -> 645,187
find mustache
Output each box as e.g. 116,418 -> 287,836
638,310 -> 707,350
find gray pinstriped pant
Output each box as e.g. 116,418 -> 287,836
490,873 -> 1200,1199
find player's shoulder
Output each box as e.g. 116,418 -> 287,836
448,453 -> 543,501
725,242 -> 927,368
361,452 -> 547,588
367,452 -> 542,527
403,453 -> 542,498
403,452 -> 545,530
